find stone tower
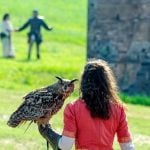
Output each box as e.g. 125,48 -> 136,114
87,0 -> 150,95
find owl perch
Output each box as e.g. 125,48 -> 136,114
7,76 -> 77,127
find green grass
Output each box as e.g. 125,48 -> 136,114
0,0 -> 150,150
0,42 -> 85,91
0,0 -> 87,91
0,89 -> 150,150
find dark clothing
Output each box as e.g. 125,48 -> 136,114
18,17 -> 51,33
0,32 -> 8,39
18,16 -> 52,60
18,17 -> 52,60
18,17 -> 52,44
27,31 -> 42,45
38,124 -> 61,150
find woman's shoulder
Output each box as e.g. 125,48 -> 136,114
1,21 -> 11,27
64,99 -> 87,117
65,99 -> 85,110
110,101 -> 126,114
1,21 -> 5,26
2,20 -> 9,24
67,98 -> 84,106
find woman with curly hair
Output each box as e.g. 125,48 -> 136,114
38,59 -> 134,150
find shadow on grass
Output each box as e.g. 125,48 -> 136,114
0,56 -> 40,63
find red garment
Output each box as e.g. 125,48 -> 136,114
62,99 -> 132,150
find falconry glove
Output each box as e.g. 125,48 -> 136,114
38,124 -> 62,150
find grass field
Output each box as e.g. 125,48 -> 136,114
0,89 -> 150,150
0,0 -> 87,91
0,0 -> 150,150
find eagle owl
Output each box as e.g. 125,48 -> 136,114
7,76 -> 77,127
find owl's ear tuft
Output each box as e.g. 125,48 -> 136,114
70,79 -> 78,84
55,76 -> 63,83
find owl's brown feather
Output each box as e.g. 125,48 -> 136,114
7,77 -> 77,127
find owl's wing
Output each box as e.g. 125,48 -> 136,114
23,86 -> 48,99
22,89 -> 56,119
7,89 -> 57,127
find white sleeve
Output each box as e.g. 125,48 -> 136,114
119,142 -> 135,150
6,21 -> 13,31
58,135 -> 75,150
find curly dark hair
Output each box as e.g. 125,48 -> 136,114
80,59 -> 121,119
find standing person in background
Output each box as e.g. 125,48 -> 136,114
0,13 -> 15,58
16,10 -> 53,60
38,59 -> 134,150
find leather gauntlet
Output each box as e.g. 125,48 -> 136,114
38,124 -> 61,150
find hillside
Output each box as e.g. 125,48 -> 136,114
0,0 -> 87,91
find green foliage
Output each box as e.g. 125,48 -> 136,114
121,94 -> 150,106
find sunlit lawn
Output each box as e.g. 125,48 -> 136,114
0,0 -> 150,150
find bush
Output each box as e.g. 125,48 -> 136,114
121,94 -> 150,106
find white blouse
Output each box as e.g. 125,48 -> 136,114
0,20 -> 13,36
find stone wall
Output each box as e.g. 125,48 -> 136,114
87,0 -> 150,95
